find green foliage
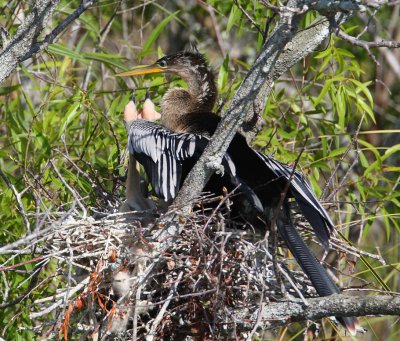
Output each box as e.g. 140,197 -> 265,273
0,0 -> 399,339
140,10 -> 180,57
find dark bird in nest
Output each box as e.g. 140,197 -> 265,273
116,51 -> 359,335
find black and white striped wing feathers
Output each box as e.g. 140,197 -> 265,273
257,152 -> 334,247
127,120 -> 208,201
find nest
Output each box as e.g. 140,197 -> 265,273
1,196 -> 368,340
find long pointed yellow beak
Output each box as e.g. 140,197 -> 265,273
115,64 -> 165,77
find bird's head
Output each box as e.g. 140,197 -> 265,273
116,52 -> 211,81
116,51 -> 217,129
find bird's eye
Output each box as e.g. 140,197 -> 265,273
158,59 -> 167,67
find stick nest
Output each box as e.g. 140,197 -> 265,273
2,197 -> 367,340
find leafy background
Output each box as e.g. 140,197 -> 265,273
0,0 -> 399,339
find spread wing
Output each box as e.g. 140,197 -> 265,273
127,120 -> 208,201
256,152 -> 334,248
127,120 -> 263,214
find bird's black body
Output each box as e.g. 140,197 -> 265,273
121,51 -> 358,334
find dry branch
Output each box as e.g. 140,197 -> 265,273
0,0 -> 58,83
256,294 -> 400,327
334,26 -> 400,64
0,0 -> 96,84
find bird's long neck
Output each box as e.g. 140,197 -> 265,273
161,66 -> 217,132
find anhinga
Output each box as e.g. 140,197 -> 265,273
117,52 -> 359,334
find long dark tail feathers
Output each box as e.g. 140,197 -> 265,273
276,203 -> 359,335
292,193 -> 331,250
257,153 -> 333,249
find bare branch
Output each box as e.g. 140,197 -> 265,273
205,3 -> 226,56
0,0 -> 97,84
259,0 -> 363,14
334,26 -> 400,65
0,0 -> 58,83
0,169 -> 31,233
256,294 -> 400,328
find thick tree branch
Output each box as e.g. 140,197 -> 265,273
245,13 -> 349,141
250,294 -> 400,329
173,1 -> 360,210
0,0 -> 96,84
22,0 -> 97,62
0,0 -> 58,84
173,1 -> 303,210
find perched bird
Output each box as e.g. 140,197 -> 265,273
117,51 -> 359,334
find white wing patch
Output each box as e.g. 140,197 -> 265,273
128,120 -> 208,201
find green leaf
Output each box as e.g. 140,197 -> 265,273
335,85 -> 346,130
48,44 -> 86,62
0,85 -> 21,96
141,11 -> 180,56
308,175 -> 322,197
59,102 -> 80,138
358,151 -> 369,168
349,79 -> 373,105
227,6 -> 241,32
358,140 -> 381,176
313,76 -> 343,106
382,144 -> 400,161
217,54 -> 229,91
329,146 -> 348,158
314,46 -> 332,59
35,132 -> 51,159
335,47 -> 355,58
356,98 -> 376,123
83,52 -> 127,69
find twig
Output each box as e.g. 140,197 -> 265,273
322,115 -> 364,201
0,169 -> 31,233
246,288 -> 265,341
0,258 -> 48,309
21,0 -> 98,62
334,26 -> 400,66
55,149 -> 110,203
146,270 -> 184,340
206,3 -> 226,56
30,277 -> 90,319
50,160 -> 87,218
233,0 -> 265,40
